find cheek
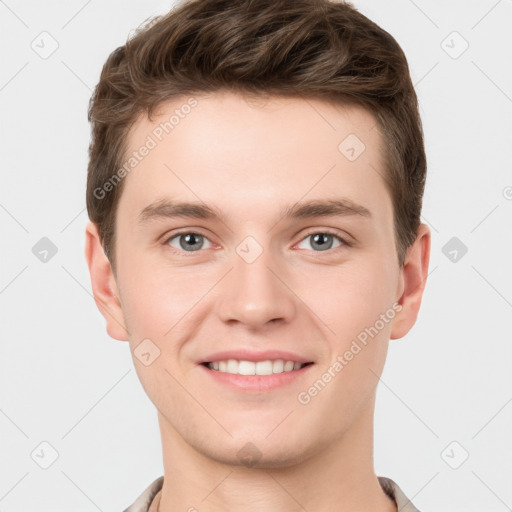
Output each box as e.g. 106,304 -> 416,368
299,256 -> 397,338
117,263 -> 226,385
119,261 -> 207,337
306,262 -> 395,409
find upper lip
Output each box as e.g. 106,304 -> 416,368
199,349 -> 314,364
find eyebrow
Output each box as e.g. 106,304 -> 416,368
137,197 -> 371,225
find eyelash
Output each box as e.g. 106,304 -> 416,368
162,229 -> 352,255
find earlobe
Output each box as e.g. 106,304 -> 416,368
390,223 -> 431,340
84,221 -> 129,341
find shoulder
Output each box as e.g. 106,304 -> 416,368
378,476 -> 422,512
123,476 -> 164,512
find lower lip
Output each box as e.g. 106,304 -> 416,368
198,363 -> 314,392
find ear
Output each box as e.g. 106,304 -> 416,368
84,221 -> 129,341
390,223 -> 431,340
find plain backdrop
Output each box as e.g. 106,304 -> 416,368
1,0 -> 511,511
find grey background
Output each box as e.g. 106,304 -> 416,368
1,0 -> 511,510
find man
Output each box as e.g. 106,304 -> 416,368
85,0 -> 430,510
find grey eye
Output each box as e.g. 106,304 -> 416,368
297,232 -> 343,252
168,232 -> 212,252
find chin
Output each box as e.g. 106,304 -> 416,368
194,429 -> 317,470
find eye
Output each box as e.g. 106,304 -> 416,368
163,229 -> 350,255
296,231 -> 349,252
165,231 -> 213,252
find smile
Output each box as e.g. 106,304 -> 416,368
204,359 -> 314,375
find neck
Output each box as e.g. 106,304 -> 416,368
156,394 -> 396,512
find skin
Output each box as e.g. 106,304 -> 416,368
85,90 -> 430,512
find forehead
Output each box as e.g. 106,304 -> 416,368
118,91 -> 390,225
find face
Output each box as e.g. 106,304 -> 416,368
86,90 -> 430,468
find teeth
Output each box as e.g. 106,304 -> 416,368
284,360 -> 294,372
207,359 -> 307,375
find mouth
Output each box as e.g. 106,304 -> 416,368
201,359 -> 314,376
197,350 -> 316,391
199,359 -> 315,392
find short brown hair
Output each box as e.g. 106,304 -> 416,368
86,0 -> 426,272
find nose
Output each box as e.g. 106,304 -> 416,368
216,244 -> 297,329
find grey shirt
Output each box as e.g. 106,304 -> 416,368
123,475 -> 421,511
